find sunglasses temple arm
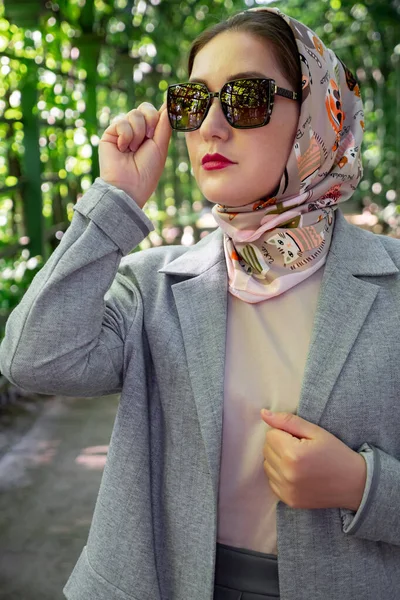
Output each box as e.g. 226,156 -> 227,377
275,85 -> 299,101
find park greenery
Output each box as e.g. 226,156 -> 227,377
0,0 -> 399,340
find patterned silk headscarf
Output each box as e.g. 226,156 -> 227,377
211,6 -> 364,303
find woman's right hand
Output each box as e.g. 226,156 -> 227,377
99,101 -> 172,209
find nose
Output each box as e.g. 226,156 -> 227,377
199,96 -> 230,140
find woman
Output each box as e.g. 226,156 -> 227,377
1,6 -> 399,600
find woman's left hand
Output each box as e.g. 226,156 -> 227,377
260,410 -> 367,511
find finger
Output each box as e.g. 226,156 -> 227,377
152,105 -> 172,156
100,118 -> 133,152
125,110 -> 147,152
261,411 -> 317,440
268,477 -> 283,502
135,102 -> 161,138
263,445 -> 281,474
265,428 -> 290,456
263,433 -> 280,458
263,458 -> 281,484
266,427 -> 301,456
112,119 -> 134,153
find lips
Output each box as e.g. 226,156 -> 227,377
202,153 -> 234,165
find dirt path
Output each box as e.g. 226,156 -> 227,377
0,393 -> 119,600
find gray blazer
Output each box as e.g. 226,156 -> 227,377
1,178 -> 400,600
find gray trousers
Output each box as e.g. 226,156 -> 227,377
213,543 -> 279,600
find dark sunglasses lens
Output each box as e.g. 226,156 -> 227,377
168,84 -> 209,130
167,79 -> 271,131
222,79 -> 270,127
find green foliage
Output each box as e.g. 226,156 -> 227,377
0,0 -> 399,340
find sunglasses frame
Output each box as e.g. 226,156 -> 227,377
167,77 -> 299,132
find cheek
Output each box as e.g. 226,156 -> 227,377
259,122 -> 296,172
237,135 -> 291,197
243,136 -> 285,174
275,105 -> 300,151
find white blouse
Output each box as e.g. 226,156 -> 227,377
217,264 -> 326,555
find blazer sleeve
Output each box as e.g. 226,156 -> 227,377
0,177 -> 154,397
339,442 -> 400,546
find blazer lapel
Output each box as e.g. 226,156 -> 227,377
159,229 -> 228,502
158,209 -> 400,503
297,209 -> 399,423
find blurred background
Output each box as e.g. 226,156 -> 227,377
0,0 -> 399,598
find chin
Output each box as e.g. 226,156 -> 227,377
200,183 -> 254,208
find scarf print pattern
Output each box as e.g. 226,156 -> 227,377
211,7 -> 365,303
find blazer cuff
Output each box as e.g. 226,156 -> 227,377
73,177 -> 154,255
340,442 -> 374,535
339,442 -> 400,545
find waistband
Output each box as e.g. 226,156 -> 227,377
214,542 -> 279,599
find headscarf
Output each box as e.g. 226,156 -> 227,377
211,6 -> 364,303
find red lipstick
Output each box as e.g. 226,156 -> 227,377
202,153 -> 236,170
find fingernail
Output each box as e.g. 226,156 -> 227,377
261,409 -> 273,417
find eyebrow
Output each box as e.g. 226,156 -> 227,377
188,70 -> 268,84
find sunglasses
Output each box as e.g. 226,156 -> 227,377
167,77 -> 299,132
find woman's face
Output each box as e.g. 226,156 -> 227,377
185,31 -> 300,208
